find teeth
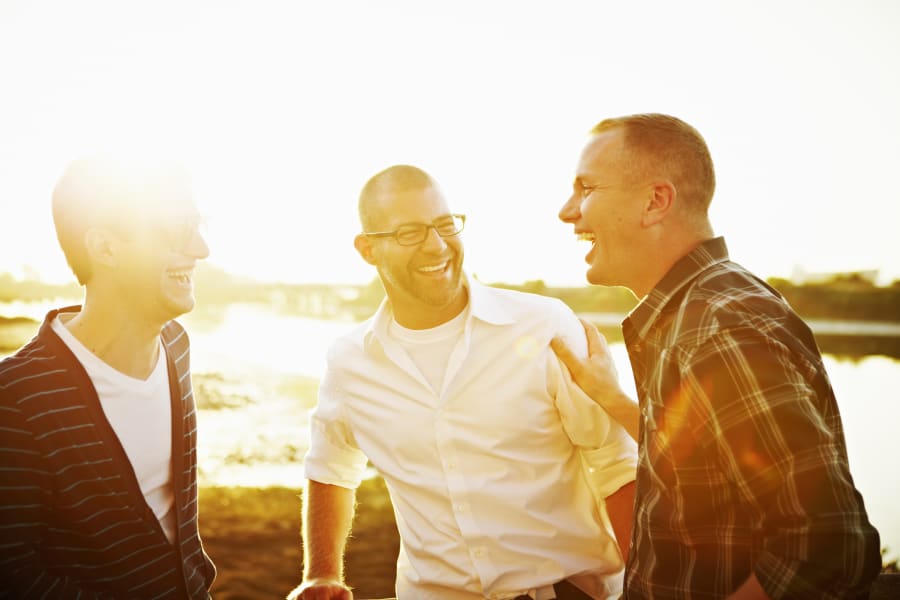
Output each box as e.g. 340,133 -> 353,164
577,233 -> 596,242
418,262 -> 447,273
168,269 -> 193,284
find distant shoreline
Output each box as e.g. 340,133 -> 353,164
3,309 -> 900,359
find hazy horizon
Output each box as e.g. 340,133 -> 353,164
2,1 -> 899,287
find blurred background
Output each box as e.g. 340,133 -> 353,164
2,1 -> 898,596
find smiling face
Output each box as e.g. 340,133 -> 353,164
69,159 -> 211,326
356,175 -> 467,329
111,191 -> 210,325
559,128 -> 648,290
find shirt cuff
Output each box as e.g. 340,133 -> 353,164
581,445 -> 638,499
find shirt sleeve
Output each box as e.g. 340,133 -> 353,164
682,327 -> 881,597
548,309 -> 638,500
303,364 -> 369,490
0,389 -> 108,598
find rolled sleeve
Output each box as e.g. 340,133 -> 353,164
550,349 -> 638,500
303,369 -> 369,490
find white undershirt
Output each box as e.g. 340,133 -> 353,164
387,308 -> 467,394
52,316 -> 177,544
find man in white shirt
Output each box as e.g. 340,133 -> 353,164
288,165 -> 638,600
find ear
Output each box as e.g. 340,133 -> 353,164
354,233 -> 378,265
642,180 -> 675,227
83,227 -> 119,269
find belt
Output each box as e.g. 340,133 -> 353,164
512,578 -> 594,600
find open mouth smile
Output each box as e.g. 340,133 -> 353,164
417,261 -> 449,274
168,268 -> 194,286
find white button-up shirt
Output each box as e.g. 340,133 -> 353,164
305,278 -> 638,600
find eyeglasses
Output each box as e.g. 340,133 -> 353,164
364,214 -> 465,246
164,213 -> 207,252
108,212 -> 207,252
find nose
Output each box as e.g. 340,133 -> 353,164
187,229 -> 210,259
559,191 -> 581,224
420,225 -> 448,252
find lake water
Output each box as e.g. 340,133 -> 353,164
2,301 -> 898,561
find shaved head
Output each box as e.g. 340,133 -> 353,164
358,165 -> 439,231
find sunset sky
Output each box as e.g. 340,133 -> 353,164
1,0 -> 898,287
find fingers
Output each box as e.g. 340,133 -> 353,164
287,581 -> 353,600
550,335 -> 578,372
578,317 -> 606,354
579,317 -> 610,356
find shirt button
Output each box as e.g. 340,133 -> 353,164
473,547 -> 484,558
455,503 -> 466,512
447,462 -> 457,470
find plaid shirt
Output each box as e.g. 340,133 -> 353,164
622,237 -> 880,599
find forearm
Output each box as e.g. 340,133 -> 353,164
604,480 -> 636,562
602,391 -> 641,442
302,479 -> 357,581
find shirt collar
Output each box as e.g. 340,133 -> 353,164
624,236 -> 730,341
363,273 -> 514,351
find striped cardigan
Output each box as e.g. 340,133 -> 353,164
0,307 -> 215,598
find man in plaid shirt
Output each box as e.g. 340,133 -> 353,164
552,113 -> 881,598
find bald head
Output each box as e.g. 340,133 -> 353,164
358,165 -> 439,231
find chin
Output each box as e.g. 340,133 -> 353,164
161,295 -> 196,321
586,264 -> 614,287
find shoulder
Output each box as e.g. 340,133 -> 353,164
324,317 -> 374,360
472,283 -> 585,350
474,282 -> 574,321
672,261 -> 797,347
0,334 -> 70,414
0,328 -> 58,388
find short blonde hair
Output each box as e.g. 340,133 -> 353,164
51,154 -> 190,284
591,113 -> 716,216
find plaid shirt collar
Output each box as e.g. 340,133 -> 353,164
624,236 -> 730,343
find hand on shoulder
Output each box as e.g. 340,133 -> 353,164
552,318 -> 640,441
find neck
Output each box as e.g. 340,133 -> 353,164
64,293 -> 163,380
632,230 -> 714,299
390,288 -> 469,330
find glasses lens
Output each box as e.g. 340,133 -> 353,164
395,224 -> 426,246
435,217 -> 460,237
169,214 -> 205,251
387,215 -> 464,246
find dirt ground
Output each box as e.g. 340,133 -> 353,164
200,478 -> 399,600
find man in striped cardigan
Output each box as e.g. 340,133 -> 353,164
0,154 -> 216,598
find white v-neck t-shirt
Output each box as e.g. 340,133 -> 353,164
52,316 -> 177,543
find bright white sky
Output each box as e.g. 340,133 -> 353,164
1,0 -> 898,286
